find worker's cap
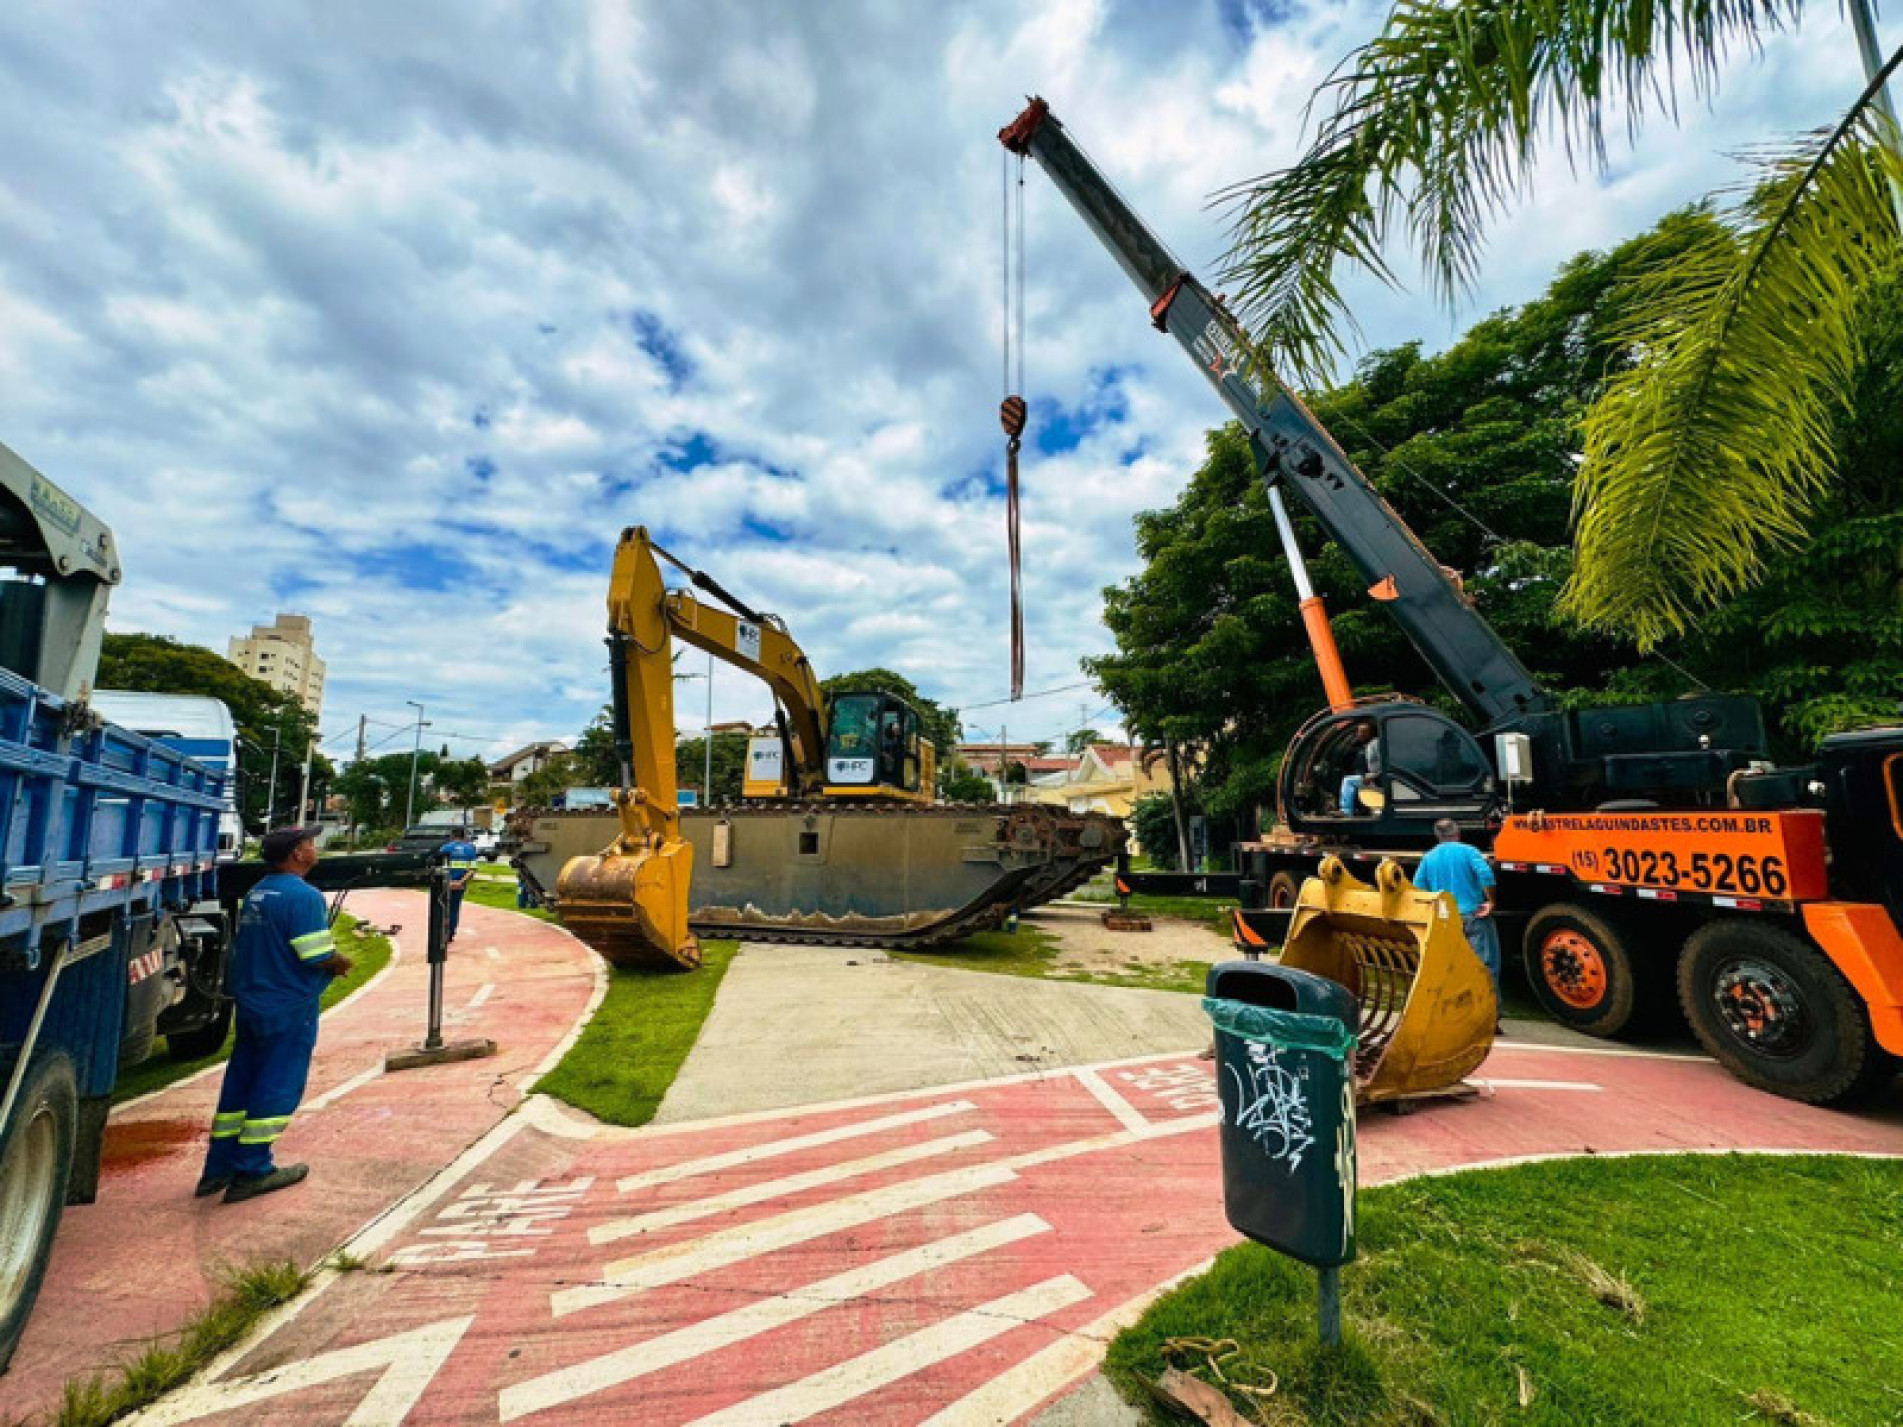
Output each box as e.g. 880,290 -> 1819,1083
260,825 -> 318,865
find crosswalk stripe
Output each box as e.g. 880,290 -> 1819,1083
681,1275 -> 1095,1426
498,1214 -> 1051,1422
615,1100 -> 978,1194
552,1161 -> 1020,1318
590,1130 -> 995,1245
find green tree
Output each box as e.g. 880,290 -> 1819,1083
940,760 -> 995,803
1218,1 -> 1903,645
433,756 -> 492,807
98,632 -> 332,829
674,732 -> 751,803
517,752 -> 585,808
818,668 -> 961,756
572,707 -> 621,785
1065,728 -> 1102,754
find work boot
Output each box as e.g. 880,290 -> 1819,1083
193,1174 -> 232,1199
224,1163 -> 309,1204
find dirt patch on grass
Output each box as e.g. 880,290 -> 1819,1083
1026,903 -> 1230,986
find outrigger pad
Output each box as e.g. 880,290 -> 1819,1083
1280,856 -> 1496,1105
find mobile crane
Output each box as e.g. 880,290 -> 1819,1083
537,527 -> 1122,967
1001,97 -> 1903,1104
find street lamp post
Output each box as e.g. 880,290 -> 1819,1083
704,650 -> 714,802
405,700 -> 427,829
263,726 -> 283,829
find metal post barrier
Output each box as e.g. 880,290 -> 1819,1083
386,864 -> 497,1072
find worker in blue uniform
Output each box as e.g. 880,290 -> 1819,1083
196,826 -> 352,1203
439,831 -> 481,943
1413,818 -> 1503,1031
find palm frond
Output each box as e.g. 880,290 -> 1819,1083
1218,0 -> 1800,382
1562,81 -> 1903,645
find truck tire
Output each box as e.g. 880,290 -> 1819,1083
1523,902 -> 1642,1037
0,1051 -> 77,1375
166,999 -> 233,1061
1678,920 -> 1894,1105
1266,871 -> 1303,910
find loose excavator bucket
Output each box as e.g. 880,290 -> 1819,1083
556,828 -> 700,971
1279,856 -> 1495,1105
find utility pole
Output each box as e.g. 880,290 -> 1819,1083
263,726 -> 282,830
1000,721 -> 1009,804
704,649 -> 715,804
296,735 -> 313,826
348,714 -> 367,848
405,700 -> 427,829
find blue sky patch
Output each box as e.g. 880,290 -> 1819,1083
1033,365 -> 1132,455
629,309 -> 694,392
659,430 -> 721,471
465,454 -> 497,482
354,541 -> 479,593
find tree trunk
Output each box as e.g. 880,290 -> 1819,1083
1165,740 -> 1194,871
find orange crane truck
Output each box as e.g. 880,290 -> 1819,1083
1002,97 -> 1902,1105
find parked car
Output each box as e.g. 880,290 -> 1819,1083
386,823 -> 501,860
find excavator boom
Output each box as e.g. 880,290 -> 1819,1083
553,527 -> 699,968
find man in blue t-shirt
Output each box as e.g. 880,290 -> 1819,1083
1413,818 -> 1502,1025
197,826 -> 352,1203
439,833 -> 481,943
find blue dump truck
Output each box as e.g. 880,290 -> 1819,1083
0,443 -> 425,1371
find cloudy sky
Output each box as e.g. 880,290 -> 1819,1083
0,1 -> 1875,764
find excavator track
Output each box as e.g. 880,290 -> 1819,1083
509,800 -> 1123,966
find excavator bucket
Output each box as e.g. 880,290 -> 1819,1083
1279,856 -> 1495,1105
556,837 -> 700,971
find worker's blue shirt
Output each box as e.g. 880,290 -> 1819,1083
440,840 -> 480,890
1413,841 -> 1495,918
228,873 -> 333,1026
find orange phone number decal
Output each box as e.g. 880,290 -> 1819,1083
1496,810 -> 1829,901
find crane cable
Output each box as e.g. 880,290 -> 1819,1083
1000,150 -> 1028,701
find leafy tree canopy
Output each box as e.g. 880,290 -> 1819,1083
99,631 -> 333,827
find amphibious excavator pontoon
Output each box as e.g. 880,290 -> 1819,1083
532,527 -> 1123,968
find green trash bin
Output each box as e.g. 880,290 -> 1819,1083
1204,960 -> 1359,1271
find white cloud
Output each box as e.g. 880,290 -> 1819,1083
0,0 -> 1875,760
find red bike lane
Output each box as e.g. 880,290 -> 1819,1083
121,1040 -> 1903,1427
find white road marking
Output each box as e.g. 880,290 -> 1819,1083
498,1214 -> 1051,1422
1479,1078 -> 1603,1093
559,1111 -> 1217,1318
916,1260 -> 1213,1427
485,946 -> 502,961
465,982 -> 496,1011
1074,1065 -> 1150,1134
552,1161 -> 1021,1317
615,1100 -> 978,1193
127,1315 -> 473,1427
1491,1037 -> 1704,1061
590,1129 -> 995,1245
682,1275 -> 1094,1427
304,1064 -> 383,1112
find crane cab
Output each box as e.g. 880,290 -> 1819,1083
823,690 -> 936,804
1279,701 -> 1495,847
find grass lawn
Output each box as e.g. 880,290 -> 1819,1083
1107,1154 -> 1903,1425
110,916 -> 393,1105
463,874 -> 556,924
533,940 -> 739,1126
895,925 -> 1215,996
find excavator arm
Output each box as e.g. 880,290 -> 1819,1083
553,526 -> 701,968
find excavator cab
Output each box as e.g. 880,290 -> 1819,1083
1281,702 -> 1495,847
824,691 -> 931,802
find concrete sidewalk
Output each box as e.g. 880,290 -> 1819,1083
654,944 -> 1212,1123
0,891 -> 601,1423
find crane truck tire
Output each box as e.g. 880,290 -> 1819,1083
0,1050 -> 77,1375
1677,920 -> 1893,1105
1523,902 -> 1644,1037
1266,871 -> 1303,910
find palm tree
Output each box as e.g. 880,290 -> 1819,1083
1220,1 -> 1903,648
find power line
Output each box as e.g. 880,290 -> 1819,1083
954,679 -> 1097,714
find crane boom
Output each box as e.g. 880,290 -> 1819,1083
1000,98 -> 1551,729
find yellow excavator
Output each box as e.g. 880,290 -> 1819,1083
542,527 -> 1121,968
